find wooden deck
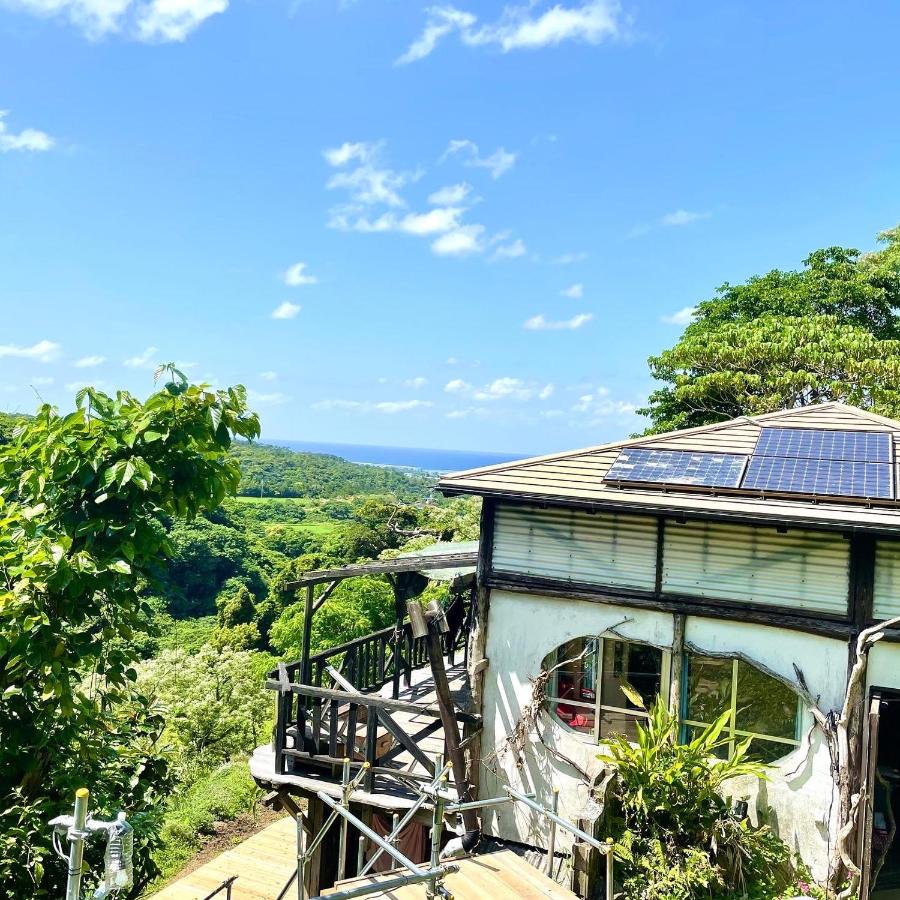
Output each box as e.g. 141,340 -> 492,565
148,815 -> 297,899
149,816 -> 577,900
251,663 -> 471,811
323,850 -> 579,900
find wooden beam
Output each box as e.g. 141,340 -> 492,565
264,679 -> 482,723
283,552 -> 479,590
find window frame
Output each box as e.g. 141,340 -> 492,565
679,654 -> 803,761
544,637 -> 671,743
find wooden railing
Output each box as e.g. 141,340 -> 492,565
267,668 -> 479,793
305,592 -> 471,696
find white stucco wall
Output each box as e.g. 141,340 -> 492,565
867,641 -> 900,693
478,589 -> 849,882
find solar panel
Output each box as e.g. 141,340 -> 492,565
741,426 -> 895,499
754,427 -> 891,463
742,455 -> 893,499
604,448 -> 747,488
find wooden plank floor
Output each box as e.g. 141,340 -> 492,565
148,815 -> 297,900
323,850 -> 579,900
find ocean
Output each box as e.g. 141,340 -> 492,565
267,439 -> 524,473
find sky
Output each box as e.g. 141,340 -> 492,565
2,1 -> 900,456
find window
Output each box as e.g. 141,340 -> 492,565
543,637 -> 667,742
681,654 -> 802,763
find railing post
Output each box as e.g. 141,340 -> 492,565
338,758 -> 350,883
546,786 -> 559,878
364,713 -> 377,793
302,585 -> 314,685
605,838 -> 614,900
357,834 -> 366,874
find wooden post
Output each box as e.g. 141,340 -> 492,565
669,613 -> 686,719
302,585 -> 314,685
425,620 -> 479,836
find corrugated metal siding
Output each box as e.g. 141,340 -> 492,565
662,521 -> 849,614
874,540 -> 900,618
492,504 -> 658,590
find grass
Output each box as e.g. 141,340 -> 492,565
144,758 -> 262,893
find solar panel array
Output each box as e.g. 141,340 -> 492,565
603,426 -> 895,501
604,448 -> 747,488
744,427 -> 893,500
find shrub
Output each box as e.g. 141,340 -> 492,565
600,697 -> 810,899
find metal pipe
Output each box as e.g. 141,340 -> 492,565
358,760 -> 452,877
444,793 -> 534,814
605,839 -> 614,900
316,792 -> 426,876
427,774 -> 446,899
356,834 -> 365,874
504,786 -> 609,853
311,867 -> 454,900
337,759 -> 350,882
304,807 -> 340,860
296,812 -> 306,900
65,788 -> 90,900
546,787 -> 559,878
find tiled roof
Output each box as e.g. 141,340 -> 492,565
438,403 -> 900,533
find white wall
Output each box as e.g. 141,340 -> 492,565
478,589 -> 849,882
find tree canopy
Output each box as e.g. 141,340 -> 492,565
0,376 -> 259,895
640,226 -> 900,433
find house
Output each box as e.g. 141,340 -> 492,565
436,402 -> 900,899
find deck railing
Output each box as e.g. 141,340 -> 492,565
267,594 -> 475,794
267,668 -> 478,792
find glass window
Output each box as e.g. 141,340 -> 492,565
682,654 -> 802,763
543,637 -> 666,742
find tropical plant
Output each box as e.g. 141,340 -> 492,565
0,373 -> 259,896
600,698 -> 806,899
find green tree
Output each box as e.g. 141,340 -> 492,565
0,375 -> 259,896
641,227 -> 900,433
135,646 -> 270,777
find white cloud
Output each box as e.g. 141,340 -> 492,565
560,282 -> 583,298
323,142 -> 374,167
312,398 -> 434,414
395,6 -> 476,64
259,370 -> 278,380
472,376 -> 554,402
31,375 -> 54,385
444,378 -> 470,393
431,224 -> 485,256
446,356 -> 459,365
397,206 -> 464,235
428,182 -> 472,205
441,139 -> 517,179
272,301 -> 301,320
554,251 -> 587,264
661,209 -> 710,227
662,305 -> 697,325
283,262 -> 317,286
324,141 -> 409,208
0,339 -> 60,362
491,238 -> 527,261
375,399 -> 434,413
523,312 -> 593,330
0,111 -> 54,152
572,392 -> 637,419
403,376 -> 428,389
398,1 -> 623,63
124,346 -> 158,368
248,389 -> 290,406
136,0 -> 226,41
74,354 -> 105,368
4,0 -> 224,41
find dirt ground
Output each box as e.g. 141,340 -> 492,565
173,804 -> 289,879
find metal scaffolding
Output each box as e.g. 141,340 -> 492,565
281,758 -> 615,900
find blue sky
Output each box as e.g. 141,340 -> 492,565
2,0 -> 899,455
